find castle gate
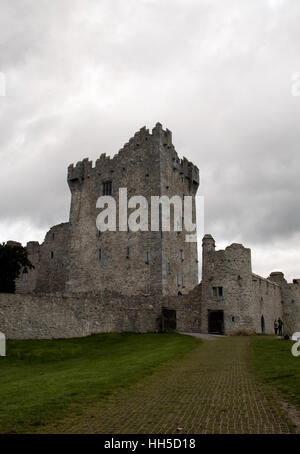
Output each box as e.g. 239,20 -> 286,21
162,308 -> 177,332
208,310 -> 224,335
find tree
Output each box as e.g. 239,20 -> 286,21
0,242 -> 34,293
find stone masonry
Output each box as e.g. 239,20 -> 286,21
16,123 -> 199,297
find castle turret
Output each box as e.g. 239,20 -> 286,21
268,271 -> 287,285
202,234 -> 215,252
202,234 -> 215,274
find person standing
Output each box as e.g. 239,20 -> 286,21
278,318 -> 283,336
274,319 -> 279,335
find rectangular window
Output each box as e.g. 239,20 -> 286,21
98,248 -> 102,261
168,262 -> 171,273
102,181 -> 112,196
97,229 -> 101,238
50,251 -> 54,259
126,247 -> 130,258
180,250 -> 184,261
212,286 -> 223,298
145,251 -> 149,264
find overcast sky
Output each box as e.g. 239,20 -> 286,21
1,0 -> 300,281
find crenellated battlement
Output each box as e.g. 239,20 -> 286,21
67,123 -> 199,186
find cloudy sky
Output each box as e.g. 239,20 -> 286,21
1,0 -> 300,281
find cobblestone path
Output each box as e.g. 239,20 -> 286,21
43,336 -> 297,434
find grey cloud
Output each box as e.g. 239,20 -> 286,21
0,0 -> 300,280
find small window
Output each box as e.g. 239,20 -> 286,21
180,250 -> 184,261
176,275 -> 181,287
232,316 -> 235,322
50,251 -> 54,259
182,275 -> 185,288
98,248 -> 102,261
102,181 -> 112,196
212,286 -> 223,298
97,229 -> 101,238
168,262 -> 171,273
23,270 -> 28,281
52,233 -> 55,240
126,247 -> 130,258
181,176 -> 184,183
145,251 -> 149,264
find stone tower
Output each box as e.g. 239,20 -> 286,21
66,123 -> 199,295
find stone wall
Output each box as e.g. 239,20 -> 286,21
268,272 -> 300,335
0,290 -> 201,340
158,125 -> 199,295
251,273 -> 282,334
16,223 -> 70,294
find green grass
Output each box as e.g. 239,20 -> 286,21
0,332 -> 200,433
249,336 -> 300,408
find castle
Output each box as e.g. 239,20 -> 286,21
0,123 -> 299,338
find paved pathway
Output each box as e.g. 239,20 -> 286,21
43,336 -> 298,434
179,332 -> 225,340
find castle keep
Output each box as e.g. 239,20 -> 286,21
0,123 -> 299,338
16,123 -> 199,297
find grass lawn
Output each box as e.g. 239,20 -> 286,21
249,336 -> 300,408
0,332 -> 200,433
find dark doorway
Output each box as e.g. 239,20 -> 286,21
261,315 -> 265,334
162,308 -> 177,332
208,310 -> 224,334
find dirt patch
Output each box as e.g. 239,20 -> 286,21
278,397 -> 300,433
